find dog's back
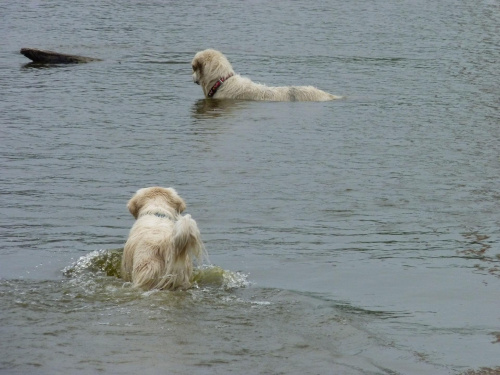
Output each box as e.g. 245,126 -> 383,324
217,74 -> 340,101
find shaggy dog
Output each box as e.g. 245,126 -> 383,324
192,49 -> 341,101
121,187 -> 205,290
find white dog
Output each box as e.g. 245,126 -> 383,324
121,187 -> 205,291
192,49 -> 341,101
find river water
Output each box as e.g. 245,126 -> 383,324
1,1 -> 499,374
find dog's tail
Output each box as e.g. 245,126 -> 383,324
172,214 -> 206,263
155,214 -> 207,290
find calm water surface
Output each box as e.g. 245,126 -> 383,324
1,1 -> 499,374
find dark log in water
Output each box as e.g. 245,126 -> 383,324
20,48 -> 101,64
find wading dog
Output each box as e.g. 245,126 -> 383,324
192,49 -> 341,101
121,187 -> 205,290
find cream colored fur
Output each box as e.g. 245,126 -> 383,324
121,187 -> 205,291
192,49 -> 341,101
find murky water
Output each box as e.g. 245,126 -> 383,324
1,1 -> 499,374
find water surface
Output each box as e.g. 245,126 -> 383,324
1,1 -> 499,374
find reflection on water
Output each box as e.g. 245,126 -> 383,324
21,62 -> 65,69
458,232 -> 500,278
191,98 -> 249,118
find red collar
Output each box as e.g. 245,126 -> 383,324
207,74 -> 233,97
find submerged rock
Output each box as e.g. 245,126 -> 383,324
20,47 -> 101,64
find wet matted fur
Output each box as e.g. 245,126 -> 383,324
121,187 -> 205,290
192,49 -> 341,101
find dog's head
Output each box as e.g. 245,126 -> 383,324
127,186 -> 186,219
192,49 -> 235,96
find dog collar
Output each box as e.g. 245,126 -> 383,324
153,212 -> 169,219
140,212 -> 175,220
207,74 -> 233,97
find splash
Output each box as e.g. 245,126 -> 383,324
192,265 -> 250,290
63,249 -> 123,278
63,249 -> 249,290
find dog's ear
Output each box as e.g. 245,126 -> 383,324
127,191 -> 143,219
192,59 -> 203,75
176,197 -> 187,213
165,188 -> 186,213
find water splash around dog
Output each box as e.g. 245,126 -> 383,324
62,248 -> 250,292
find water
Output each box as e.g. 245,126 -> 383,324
1,0 -> 499,374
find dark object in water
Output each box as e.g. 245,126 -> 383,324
20,48 -> 101,64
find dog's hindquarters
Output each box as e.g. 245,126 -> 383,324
122,236 -> 167,290
130,249 -> 166,290
155,215 -> 205,290
121,214 -> 205,291
121,215 -> 205,291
